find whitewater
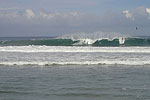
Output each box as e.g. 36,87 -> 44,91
1,35 -> 150,100
0,46 -> 150,66
0,32 -> 150,66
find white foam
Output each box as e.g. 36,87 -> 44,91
73,39 -> 96,45
61,31 -> 129,45
0,46 -> 150,53
1,46 -> 150,66
119,37 -> 125,44
0,60 -> 150,66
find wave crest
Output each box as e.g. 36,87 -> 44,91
0,32 -> 150,46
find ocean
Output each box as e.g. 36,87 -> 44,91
0,37 -> 150,100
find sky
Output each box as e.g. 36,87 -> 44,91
0,0 -> 150,37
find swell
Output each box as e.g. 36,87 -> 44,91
0,39 -> 79,46
0,37 -> 150,46
93,38 -> 150,46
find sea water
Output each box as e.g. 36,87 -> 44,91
0,65 -> 150,100
0,37 -> 150,100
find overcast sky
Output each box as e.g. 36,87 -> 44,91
0,0 -> 150,37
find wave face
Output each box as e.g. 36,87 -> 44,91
0,39 -> 79,46
0,38 -> 150,46
0,46 -> 150,66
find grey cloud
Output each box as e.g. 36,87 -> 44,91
123,7 -> 150,20
0,7 -> 20,10
146,8 -> 150,19
0,0 -> 99,12
123,10 -> 134,20
146,8 -> 150,14
0,7 -> 150,37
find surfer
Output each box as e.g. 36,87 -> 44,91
136,27 -> 138,30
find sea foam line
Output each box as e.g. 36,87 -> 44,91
0,46 -> 150,53
0,60 -> 150,66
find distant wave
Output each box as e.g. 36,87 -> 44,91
0,39 -> 79,46
0,32 -> 150,46
0,37 -> 150,46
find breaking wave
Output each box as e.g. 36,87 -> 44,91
0,38 -> 150,46
0,32 -> 150,46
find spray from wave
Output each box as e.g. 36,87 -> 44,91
62,31 -> 129,39
0,31 -> 150,46
61,31 -> 129,45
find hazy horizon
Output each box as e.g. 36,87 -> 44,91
0,0 -> 150,37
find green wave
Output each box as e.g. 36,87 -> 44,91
0,39 -> 79,46
92,38 -> 150,46
124,38 -> 150,46
92,39 -> 119,46
0,38 -> 150,46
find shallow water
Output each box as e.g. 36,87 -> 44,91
0,46 -> 150,65
0,65 -> 150,100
